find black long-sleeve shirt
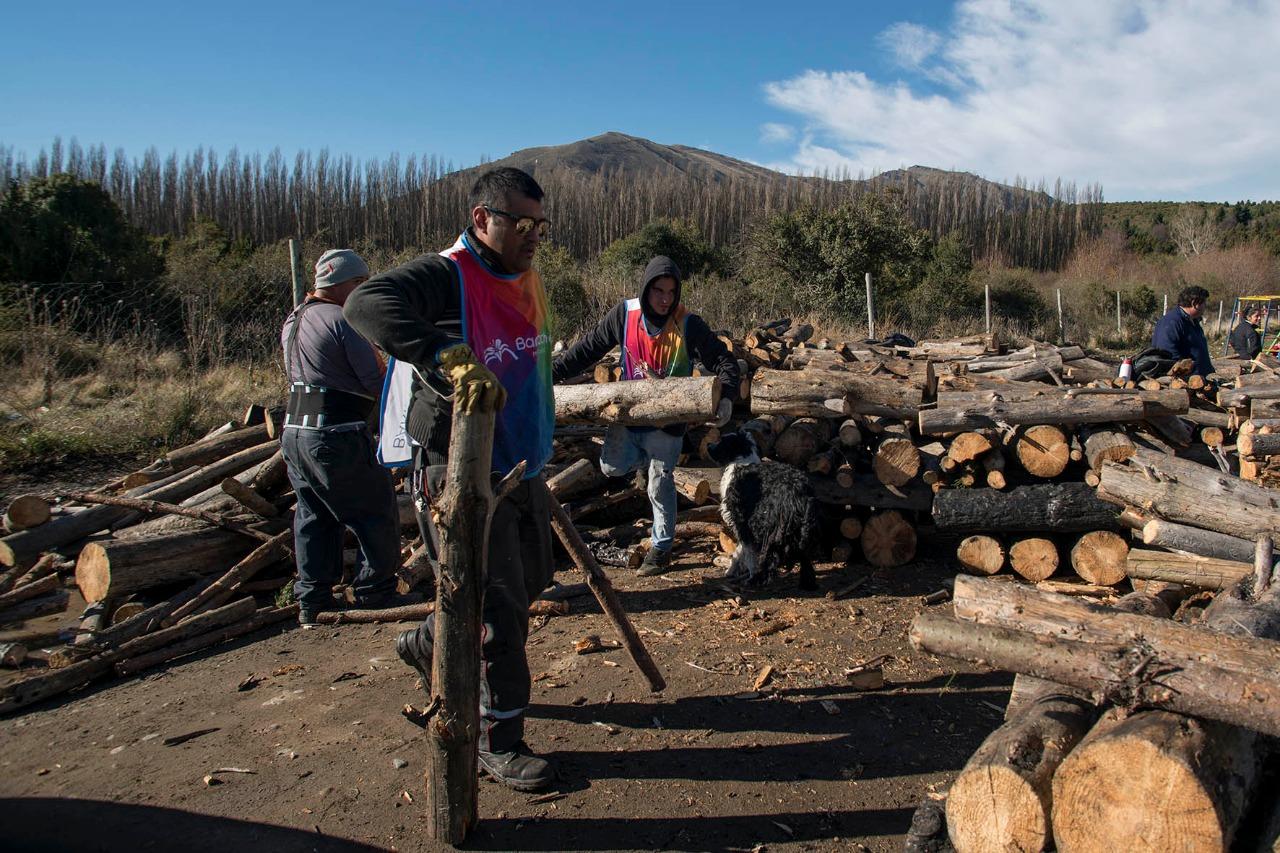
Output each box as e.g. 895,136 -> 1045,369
1229,319 -> 1263,360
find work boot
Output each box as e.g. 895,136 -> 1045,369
478,741 -> 555,792
637,547 -> 673,576
395,626 -> 433,693
298,608 -> 321,629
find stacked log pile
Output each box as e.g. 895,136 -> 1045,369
0,409 -> 437,713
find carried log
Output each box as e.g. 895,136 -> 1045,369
933,483 -> 1120,533
750,367 -> 923,419
1069,531 -> 1128,586
1140,518 -> 1255,563
1009,537 -> 1059,582
860,510 -> 916,568
919,389 -> 1187,434
4,495 -> 51,531
1014,425 -> 1070,478
545,458 -> 606,503
956,535 -> 1005,576
75,527 -> 262,603
1126,547 -> 1251,591
554,376 -> 720,426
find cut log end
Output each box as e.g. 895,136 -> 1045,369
957,535 -> 1005,576
873,437 -> 922,487
1009,538 -> 1058,582
947,764 -> 1048,853
4,495 -> 52,530
1015,425 -> 1070,479
861,510 -> 917,568
1070,530 -> 1129,586
74,543 -> 111,603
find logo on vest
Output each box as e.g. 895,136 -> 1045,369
482,334 -> 549,365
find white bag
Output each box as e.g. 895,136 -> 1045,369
377,357 -> 417,468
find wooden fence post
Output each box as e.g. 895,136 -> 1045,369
1056,289 -> 1065,344
985,284 -> 992,334
1116,291 -> 1122,334
289,239 -> 306,308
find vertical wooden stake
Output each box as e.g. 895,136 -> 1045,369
288,239 -> 306,308
984,284 -> 992,334
1116,291 -> 1122,334
1216,300 -> 1224,337
865,272 -> 875,341
1163,292 -> 1169,315
424,403 -> 496,844
1056,289 -> 1065,344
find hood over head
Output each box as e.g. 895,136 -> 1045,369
639,255 -> 682,327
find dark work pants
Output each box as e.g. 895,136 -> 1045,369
282,426 -> 400,610
416,457 -> 554,753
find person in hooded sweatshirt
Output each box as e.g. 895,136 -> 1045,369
552,256 -> 740,575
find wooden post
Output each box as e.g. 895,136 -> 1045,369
1057,289 -> 1065,344
1116,291 -> 1122,333
985,284 -> 992,334
1163,292 -> 1169,315
1216,300 -> 1224,336
288,238 -> 306,308
865,272 -> 875,340
424,395 -> 499,844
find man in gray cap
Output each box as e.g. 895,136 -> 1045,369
280,249 -> 404,626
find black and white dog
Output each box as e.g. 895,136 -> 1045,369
707,431 -> 820,590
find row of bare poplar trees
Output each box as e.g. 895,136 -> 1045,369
1,138 -> 1103,269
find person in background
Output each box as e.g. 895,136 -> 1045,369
1151,284 -> 1214,378
280,249 -> 405,627
551,255 -> 740,576
344,168 -> 557,792
1229,304 -> 1265,360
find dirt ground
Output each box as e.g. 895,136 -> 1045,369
0,459 -> 1008,853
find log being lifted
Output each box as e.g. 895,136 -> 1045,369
945,586 -> 1170,853
933,483 -> 1120,533
750,367 -> 924,419
919,389 -> 1187,434
554,376 -> 720,426
1051,573 -> 1280,853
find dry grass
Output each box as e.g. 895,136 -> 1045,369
0,335 -> 283,468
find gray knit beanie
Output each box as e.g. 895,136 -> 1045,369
314,249 -> 370,289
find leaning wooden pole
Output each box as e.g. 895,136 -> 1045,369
424,395 -> 498,844
536,476 -> 666,692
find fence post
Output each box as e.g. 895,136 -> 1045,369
1216,300 -> 1224,336
1163,293 -> 1169,315
1056,289 -> 1065,344
1116,291 -> 1122,334
865,272 -> 875,341
289,239 -> 306,308
984,284 -> 991,334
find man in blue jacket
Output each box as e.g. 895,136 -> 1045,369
1151,284 -> 1214,378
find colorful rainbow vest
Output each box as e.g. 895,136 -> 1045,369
443,233 -> 554,478
620,298 -> 691,381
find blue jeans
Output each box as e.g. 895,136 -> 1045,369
281,426 -> 400,610
600,425 -> 683,552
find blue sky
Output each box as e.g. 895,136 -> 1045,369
3,0 -> 1277,202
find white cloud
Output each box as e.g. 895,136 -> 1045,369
759,122 -> 796,144
878,22 -> 942,69
762,0 -> 1280,200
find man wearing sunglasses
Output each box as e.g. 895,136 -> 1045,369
551,255 -> 740,576
345,167 -> 557,792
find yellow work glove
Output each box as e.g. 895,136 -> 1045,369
438,343 -> 507,414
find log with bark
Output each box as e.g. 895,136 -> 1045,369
159,530 -> 293,626
545,458 -> 606,503
811,476 -> 934,512
919,390 -> 1188,434
75,527 -> 266,603
750,367 -> 923,419
1050,572 -> 1280,853
945,590 -> 1169,853
1125,547 -> 1251,591
1140,518 -> 1256,563
554,376 -> 721,426
113,604 -> 298,676
933,483 -> 1120,533
4,495 -> 51,531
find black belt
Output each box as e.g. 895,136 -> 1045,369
285,383 -> 372,429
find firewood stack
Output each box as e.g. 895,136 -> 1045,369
0,406 -> 437,714
905,355 -> 1280,851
